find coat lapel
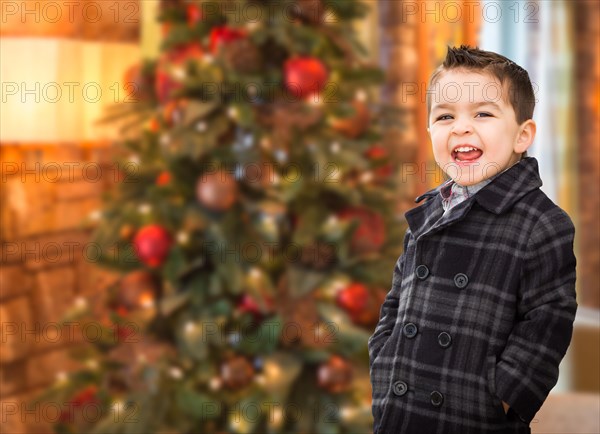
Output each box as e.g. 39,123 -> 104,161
405,157 -> 543,239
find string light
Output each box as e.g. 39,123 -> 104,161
138,203 -> 151,215
360,171 -> 374,183
324,215 -> 339,230
209,377 -> 222,391
55,371 -> 68,384
184,321 -> 198,336
74,296 -> 87,309
227,106 -> 239,119
177,231 -> 190,245
355,89 -> 367,102
89,210 -> 102,221
160,133 -> 171,147
169,367 -> 183,380
139,292 -> 155,309
249,267 -> 262,280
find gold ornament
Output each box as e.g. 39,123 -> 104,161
330,100 -> 370,139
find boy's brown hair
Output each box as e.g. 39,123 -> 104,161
427,45 -> 535,159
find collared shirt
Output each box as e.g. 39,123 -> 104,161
439,160 -> 522,215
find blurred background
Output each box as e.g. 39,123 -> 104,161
1,1 -> 598,433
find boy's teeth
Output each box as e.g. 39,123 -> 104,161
454,147 -> 483,161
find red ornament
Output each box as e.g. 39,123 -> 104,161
156,171 -> 171,186
115,323 -> 136,342
350,288 -> 387,327
72,385 -> 98,407
364,145 -> 387,160
133,224 -> 172,267
338,207 -> 385,254
115,305 -> 130,317
209,26 -> 247,53
187,3 -> 203,27
155,69 -> 182,105
148,117 -> 160,133
284,56 -> 328,99
58,385 -> 100,423
155,43 -> 204,104
336,282 -> 369,315
364,144 -> 393,179
238,293 -> 275,319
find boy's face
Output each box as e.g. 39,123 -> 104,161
427,69 -> 535,186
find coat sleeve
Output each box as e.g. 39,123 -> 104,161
368,229 -> 410,365
494,209 -> 577,423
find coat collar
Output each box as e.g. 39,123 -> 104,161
413,157 -> 543,214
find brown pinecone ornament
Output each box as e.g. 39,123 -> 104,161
224,38 -> 263,74
221,356 -> 255,389
275,273 -> 328,349
293,0 -> 325,24
299,241 -> 337,270
330,100 -> 371,139
254,101 -> 323,148
196,170 -> 238,212
317,355 -> 353,394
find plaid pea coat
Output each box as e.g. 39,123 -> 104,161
368,157 -> 577,434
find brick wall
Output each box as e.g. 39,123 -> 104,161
575,2 -> 600,309
0,144 -> 121,433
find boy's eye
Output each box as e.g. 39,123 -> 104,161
434,112 -> 493,122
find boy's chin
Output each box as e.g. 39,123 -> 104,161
448,171 -> 491,186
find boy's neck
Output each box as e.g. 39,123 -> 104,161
440,158 -> 525,212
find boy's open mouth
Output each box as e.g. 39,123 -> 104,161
452,146 -> 483,162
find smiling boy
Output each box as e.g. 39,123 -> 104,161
368,46 -> 577,434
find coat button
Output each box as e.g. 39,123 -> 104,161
437,332 -> 452,348
415,265 -> 430,280
392,381 -> 408,396
403,323 -> 418,338
453,273 -> 469,288
430,390 -> 444,407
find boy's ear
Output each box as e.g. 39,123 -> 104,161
514,119 -> 536,153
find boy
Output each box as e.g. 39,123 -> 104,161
368,45 -> 577,434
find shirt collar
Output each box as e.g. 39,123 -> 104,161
414,157 -> 543,215
439,176 -> 494,212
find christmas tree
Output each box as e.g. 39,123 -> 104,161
38,1 -> 407,432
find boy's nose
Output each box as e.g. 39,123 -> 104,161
451,119 -> 473,135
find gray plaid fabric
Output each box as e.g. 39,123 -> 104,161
368,157 -> 577,434
440,159 -> 522,216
